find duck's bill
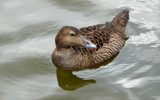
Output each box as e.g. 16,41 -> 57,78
81,36 -> 97,48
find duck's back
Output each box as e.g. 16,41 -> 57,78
72,10 -> 129,69
79,23 -> 111,50
53,9 -> 129,71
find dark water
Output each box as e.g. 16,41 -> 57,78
0,0 -> 160,100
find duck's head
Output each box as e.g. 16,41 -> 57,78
55,26 -> 96,50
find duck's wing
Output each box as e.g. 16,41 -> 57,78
74,9 -> 129,67
72,23 -> 111,55
72,24 -> 108,55
79,24 -> 105,34
79,23 -> 111,50
88,9 -> 129,65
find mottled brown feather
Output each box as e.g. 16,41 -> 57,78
52,9 -> 129,70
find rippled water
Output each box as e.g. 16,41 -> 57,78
0,0 -> 160,100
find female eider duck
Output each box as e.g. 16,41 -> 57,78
52,9 -> 129,70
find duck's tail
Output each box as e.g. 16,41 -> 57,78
111,9 -> 129,27
92,9 -> 129,64
110,9 -> 129,37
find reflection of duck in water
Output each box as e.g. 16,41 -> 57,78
52,9 -> 129,71
56,68 -> 96,91
56,53 -> 118,91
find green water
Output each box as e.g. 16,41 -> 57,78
0,0 -> 160,100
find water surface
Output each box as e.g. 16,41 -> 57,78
0,0 -> 160,100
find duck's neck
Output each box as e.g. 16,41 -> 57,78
56,45 -> 71,51
55,46 -> 78,57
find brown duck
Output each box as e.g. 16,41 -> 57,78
52,9 -> 129,70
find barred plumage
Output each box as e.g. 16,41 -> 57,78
52,9 -> 129,70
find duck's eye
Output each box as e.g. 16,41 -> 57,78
70,33 -> 75,36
